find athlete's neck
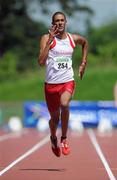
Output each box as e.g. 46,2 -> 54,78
56,32 -> 67,39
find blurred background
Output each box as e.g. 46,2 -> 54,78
0,0 -> 117,129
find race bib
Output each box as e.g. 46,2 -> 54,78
54,57 -> 72,70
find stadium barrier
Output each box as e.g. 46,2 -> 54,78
23,101 -> 117,128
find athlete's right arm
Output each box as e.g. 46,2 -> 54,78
38,34 -> 52,66
38,25 -> 59,66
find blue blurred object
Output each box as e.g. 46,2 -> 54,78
23,101 -> 50,127
23,101 -> 117,128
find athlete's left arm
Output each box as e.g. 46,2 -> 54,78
72,34 -> 89,80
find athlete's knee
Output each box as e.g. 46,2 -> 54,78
61,103 -> 69,111
61,100 -> 69,108
49,110 -> 60,123
49,117 -> 59,125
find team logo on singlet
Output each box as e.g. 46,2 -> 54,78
54,56 -> 72,70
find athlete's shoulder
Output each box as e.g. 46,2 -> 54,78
69,33 -> 79,41
41,34 -> 49,40
69,33 -> 87,45
66,32 -> 76,48
67,32 -> 77,41
40,34 -> 50,46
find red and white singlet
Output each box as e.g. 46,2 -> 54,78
45,33 -> 75,84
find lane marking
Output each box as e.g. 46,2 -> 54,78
0,129 -> 28,142
87,129 -> 116,180
0,134 -> 50,176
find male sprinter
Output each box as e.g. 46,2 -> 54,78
38,11 -> 88,157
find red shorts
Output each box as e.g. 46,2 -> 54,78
44,80 -> 75,112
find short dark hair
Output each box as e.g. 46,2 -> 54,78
52,11 -> 66,24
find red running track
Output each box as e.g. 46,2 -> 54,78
0,128 -> 117,180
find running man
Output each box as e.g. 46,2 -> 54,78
38,11 -> 88,157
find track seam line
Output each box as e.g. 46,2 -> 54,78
0,134 -> 50,176
0,129 -> 28,142
87,129 -> 116,180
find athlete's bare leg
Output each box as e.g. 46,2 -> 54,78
60,91 -> 72,138
49,109 -> 61,157
49,109 -> 60,138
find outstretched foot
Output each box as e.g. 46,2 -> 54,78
50,136 -> 61,157
61,138 -> 70,155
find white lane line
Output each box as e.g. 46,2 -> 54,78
0,129 -> 28,142
0,133 -> 16,141
87,129 -> 116,180
0,134 -> 50,176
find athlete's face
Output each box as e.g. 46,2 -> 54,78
52,14 -> 67,33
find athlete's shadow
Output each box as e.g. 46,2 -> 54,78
20,168 -> 65,172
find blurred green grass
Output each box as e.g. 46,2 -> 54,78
0,66 -> 116,101
74,66 -> 117,100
